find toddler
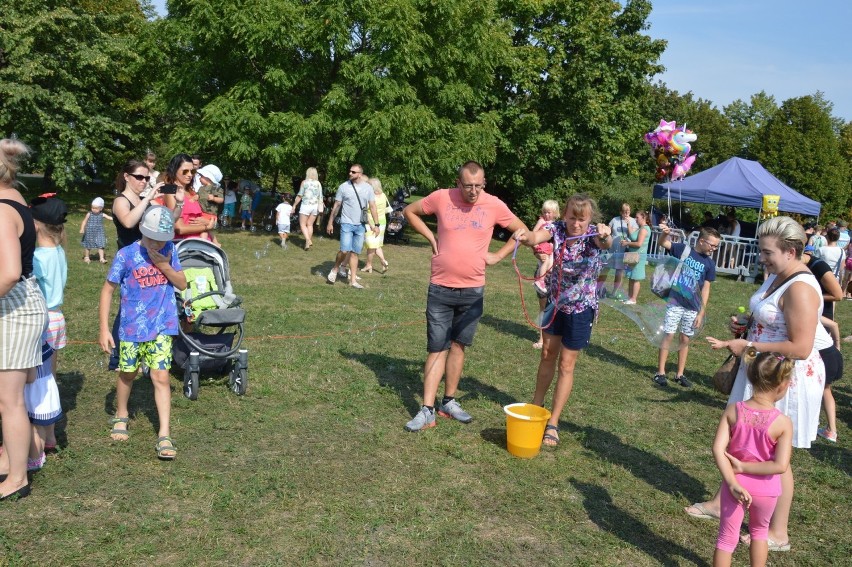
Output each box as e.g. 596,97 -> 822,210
222,180 -> 237,224
240,188 -> 252,229
713,347 -> 793,567
275,194 -> 294,248
80,197 -> 113,263
531,200 -> 559,348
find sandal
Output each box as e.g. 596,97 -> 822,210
543,424 -> 560,447
685,502 -> 719,520
155,436 -> 177,460
109,416 -> 130,441
83,257 -> 91,264
532,341 -> 543,349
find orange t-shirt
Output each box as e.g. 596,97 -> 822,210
419,188 -> 516,288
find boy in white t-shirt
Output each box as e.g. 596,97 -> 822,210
275,195 -> 294,249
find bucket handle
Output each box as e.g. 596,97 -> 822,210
503,403 -> 544,421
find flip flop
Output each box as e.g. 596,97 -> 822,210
542,424 -> 559,447
768,539 -> 791,552
685,502 -> 719,520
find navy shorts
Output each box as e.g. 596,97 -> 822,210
541,303 -> 594,350
820,345 -> 843,385
426,283 -> 484,352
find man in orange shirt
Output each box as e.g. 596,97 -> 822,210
403,161 -> 527,432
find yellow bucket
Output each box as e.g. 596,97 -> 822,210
504,403 -> 552,458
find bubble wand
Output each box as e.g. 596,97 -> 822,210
511,231 -> 599,329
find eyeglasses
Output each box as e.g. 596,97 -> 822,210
701,239 -> 719,250
180,168 -> 196,176
461,184 -> 485,191
127,173 -> 151,182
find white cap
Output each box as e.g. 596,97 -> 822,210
196,164 -> 223,185
139,205 -> 175,241
92,197 -> 105,208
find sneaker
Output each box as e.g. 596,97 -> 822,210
350,282 -> 364,289
437,399 -> 473,423
674,375 -> 692,388
817,427 -> 837,443
327,270 -> 337,284
404,406 -> 437,432
653,374 -> 668,387
533,280 -> 547,295
622,298 -> 637,305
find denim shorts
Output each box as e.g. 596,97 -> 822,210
277,222 -> 291,234
340,222 -> 366,253
541,303 -> 594,350
426,283 -> 484,352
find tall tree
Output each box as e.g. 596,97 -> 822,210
723,91 -> 778,158
751,93 -> 851,218
0,0 -> 150,188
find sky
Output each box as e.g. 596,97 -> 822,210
149,0 -> 851,122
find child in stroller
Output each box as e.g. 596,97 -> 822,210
173,238 -> 248,400
385,189 -> 409,244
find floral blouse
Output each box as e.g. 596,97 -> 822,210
543,222 -> 604,315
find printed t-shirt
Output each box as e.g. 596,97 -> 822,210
197,184 -> 223,215
668,242 -> 716,312
297,179 -> 322,207
33,246 -> 68,310
543,223 -> 603,315
419,188 -> 516,288
107,241 -> 182,342
240,193 -> 252,210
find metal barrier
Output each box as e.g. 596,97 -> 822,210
644,227 -> 760,282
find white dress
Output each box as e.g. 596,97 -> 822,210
728,273 -> 827,448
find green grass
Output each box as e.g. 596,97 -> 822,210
0,189 -> 849,566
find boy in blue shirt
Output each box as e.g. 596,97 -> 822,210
654,224 -> 720,388
98,206 -> 186,460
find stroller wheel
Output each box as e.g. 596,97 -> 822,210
264,224 -> 273,232
183,367 -> 199,400
229,367 -> 248,396
250,225 -> 258,233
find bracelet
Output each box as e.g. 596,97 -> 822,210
746,341 -> 753,349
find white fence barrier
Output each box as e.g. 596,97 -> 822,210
642,227 -> 760,282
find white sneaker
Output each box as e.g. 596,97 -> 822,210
350,282 -> 364,289
327,270 -> 337,283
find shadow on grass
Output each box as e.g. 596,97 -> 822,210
807,443 -> 851,476
480,314 -> 538,343
570,479 -> 710,567
344,350 -> 517,417
103,375 -> 174,436
54,371 -> 86,450
562,422 -> 707,502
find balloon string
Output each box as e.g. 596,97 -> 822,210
511,231 -> 598,330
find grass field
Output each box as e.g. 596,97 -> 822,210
0,191 -> 849,566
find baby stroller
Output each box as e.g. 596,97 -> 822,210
385,198 -> 409,244
172,239 -> 248,400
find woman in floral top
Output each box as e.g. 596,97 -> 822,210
517,194 -> 612,446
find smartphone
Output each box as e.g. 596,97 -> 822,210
160,184 -> 178,194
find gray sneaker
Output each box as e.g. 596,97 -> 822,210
404,407 -> 436,432
437,399 -> 473,423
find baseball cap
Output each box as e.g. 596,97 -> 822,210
30,195 -> 68,225
803,244 -> 815,253
139,205 -> 175,241
196,164 -> 223,185
92,197 -> 105,208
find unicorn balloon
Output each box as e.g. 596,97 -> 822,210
669,128 -> 697,157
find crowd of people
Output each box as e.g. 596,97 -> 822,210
0,140 -> 848,563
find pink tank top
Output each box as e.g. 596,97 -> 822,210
727,401 -> 782,496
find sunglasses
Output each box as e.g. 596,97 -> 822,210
349,170 -> 362,175
180,168 -> 196,176
127,173 -> 151,182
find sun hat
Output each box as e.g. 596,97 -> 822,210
196,164 -> 223,185
139,205 -> 175,241
29,194 -> 68,225
92,197 -> 105,208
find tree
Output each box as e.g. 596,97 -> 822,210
0,0 -> 151,188
750,93 -> 851,219
722,91 -> 778,158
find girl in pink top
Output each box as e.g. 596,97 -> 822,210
712,348 -> 794,567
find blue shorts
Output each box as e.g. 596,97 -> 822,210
340,223 -> 366,254
426,283 -> 484,352
223,203 -> 236,217
277,222 -> 291,234
542,303 -> 594,350
241,210 -> 252,221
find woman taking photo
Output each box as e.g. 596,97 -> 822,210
292,167 -> 323,250
689,216 -> 827,552
0,139 -> 48,500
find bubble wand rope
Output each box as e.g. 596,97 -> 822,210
511,231 -> 598,330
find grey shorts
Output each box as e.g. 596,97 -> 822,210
426,283 -> 484,352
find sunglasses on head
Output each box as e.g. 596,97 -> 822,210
127,173 -> 151,182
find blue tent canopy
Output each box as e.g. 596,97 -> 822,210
653,157 -> 821,217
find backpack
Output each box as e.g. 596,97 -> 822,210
651,244 -> 692,299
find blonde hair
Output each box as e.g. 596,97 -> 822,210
305,167 -> 318,181
564,194 -> 600,223
0,138 -> 31,185
541,200 -> 559,216
35,220 -> 67,247
758,216 -> 806,257
743,347 -> 795,392
368,177 -> 383,194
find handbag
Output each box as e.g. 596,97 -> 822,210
651,244 -> 691,299
712,353 -> 740,395
351,181 -> 370,225
623,251 -> 640,266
